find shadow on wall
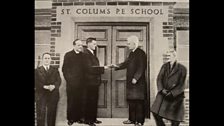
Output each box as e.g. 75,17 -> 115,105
56,77 -> 67,124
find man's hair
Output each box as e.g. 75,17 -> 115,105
86,37 -> 96,45
73,39 -> 80,45
127,35 -> 139,47
42,52 -> 51,59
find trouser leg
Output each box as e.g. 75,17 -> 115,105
171,121 -> 180,126
152,113 -> 165,126
36,97 -> 47,126
72,88 -> 83,121
128,100 -> 136,122
135,100 -> 145,124
47,94 -> 59,126
85,86 -> 99,123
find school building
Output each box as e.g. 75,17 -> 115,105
35,0 -> 189,125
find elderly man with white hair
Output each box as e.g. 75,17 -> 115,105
151,49 -> 187,126
112,35 -> 147,126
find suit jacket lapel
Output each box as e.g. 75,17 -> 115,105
39,66 -> 47,77
86,49 -> 94,57
47,66 -> 53,75
87,49 -> 99,64
168,62 -> 179,78
72,49 -> 81,56
128,48 -> 137,60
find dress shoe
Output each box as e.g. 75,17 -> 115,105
135,122 -> 144,126
76,120 -> 85,124
67,120 -> 74,126
123,120 -> 134,124
86,122 -> 96,126
94,119 -> 102,124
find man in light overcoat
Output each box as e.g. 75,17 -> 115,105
151,49 -> 187,126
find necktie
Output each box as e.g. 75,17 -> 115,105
169,65 -> 172,73
46,66 -> 49,72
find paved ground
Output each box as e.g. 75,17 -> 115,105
55,118 -> 189,126
56,118 -> 156,126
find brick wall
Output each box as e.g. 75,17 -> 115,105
35,8 -> 61,68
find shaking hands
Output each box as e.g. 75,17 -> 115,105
103,64 -> 119,69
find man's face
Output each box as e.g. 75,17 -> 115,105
127,40 -> 135,50
42,54 -> 51,66
88,40 -> 97,50
167,52 -> 176,63
74,40 -> 83,52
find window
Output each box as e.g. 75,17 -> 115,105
176,30 -> 189,90
35,30 -> 51,68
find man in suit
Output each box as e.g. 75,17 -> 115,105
151,49 -> 187,126
62,39 -> 86,125
112,35 -> 147,126
83,37 -> 109,126
35,52 -> 61,126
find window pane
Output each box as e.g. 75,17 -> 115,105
35,30 -> 50,44
177,31 -> 189,45
35,45 -> 50,60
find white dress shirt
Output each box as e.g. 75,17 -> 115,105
74,49 -> 80,54
132,46 -> 138,52
43,65 -> 50,71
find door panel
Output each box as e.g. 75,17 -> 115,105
76,24 -> 147,118
111,26 -> 147,117
77,26 -> 112,117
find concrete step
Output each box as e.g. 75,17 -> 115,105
55,118 -> 189,126
56,118 -> 155,126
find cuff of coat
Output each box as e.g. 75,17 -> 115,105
158,89 -> 163,94
169,90 -> 175,97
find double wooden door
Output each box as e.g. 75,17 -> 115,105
76,23 -> 147,118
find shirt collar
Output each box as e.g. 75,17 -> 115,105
170,60 -> 177,68
73,49 -> 80,54
132,47 -> 138,52
87,48 -> 94,55
43,65 -> 50,70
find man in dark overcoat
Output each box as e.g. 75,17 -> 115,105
113,35 -> 147,126
35,52 -> 61,126
83,37 -> 109,126
151,49 -> 187,126
62,39 -> 86,125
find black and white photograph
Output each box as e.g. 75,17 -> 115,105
35,0 -> 189,126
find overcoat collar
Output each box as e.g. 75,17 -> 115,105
71,49 -> 81,55
39,65 -> 53,76
168,62 -> 179,78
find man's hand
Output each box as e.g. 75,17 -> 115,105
43,85 -> 49,90
104,65 -> 114,69
110,64 -> 119,68
161,89 -> 169,95
165,92 -> 173,100
166,92 -> 171,96
104,66 -> 109,69
132,78 -> 137,84
49,85 -> 55,92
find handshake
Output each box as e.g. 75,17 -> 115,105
103,64 -> 119,69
